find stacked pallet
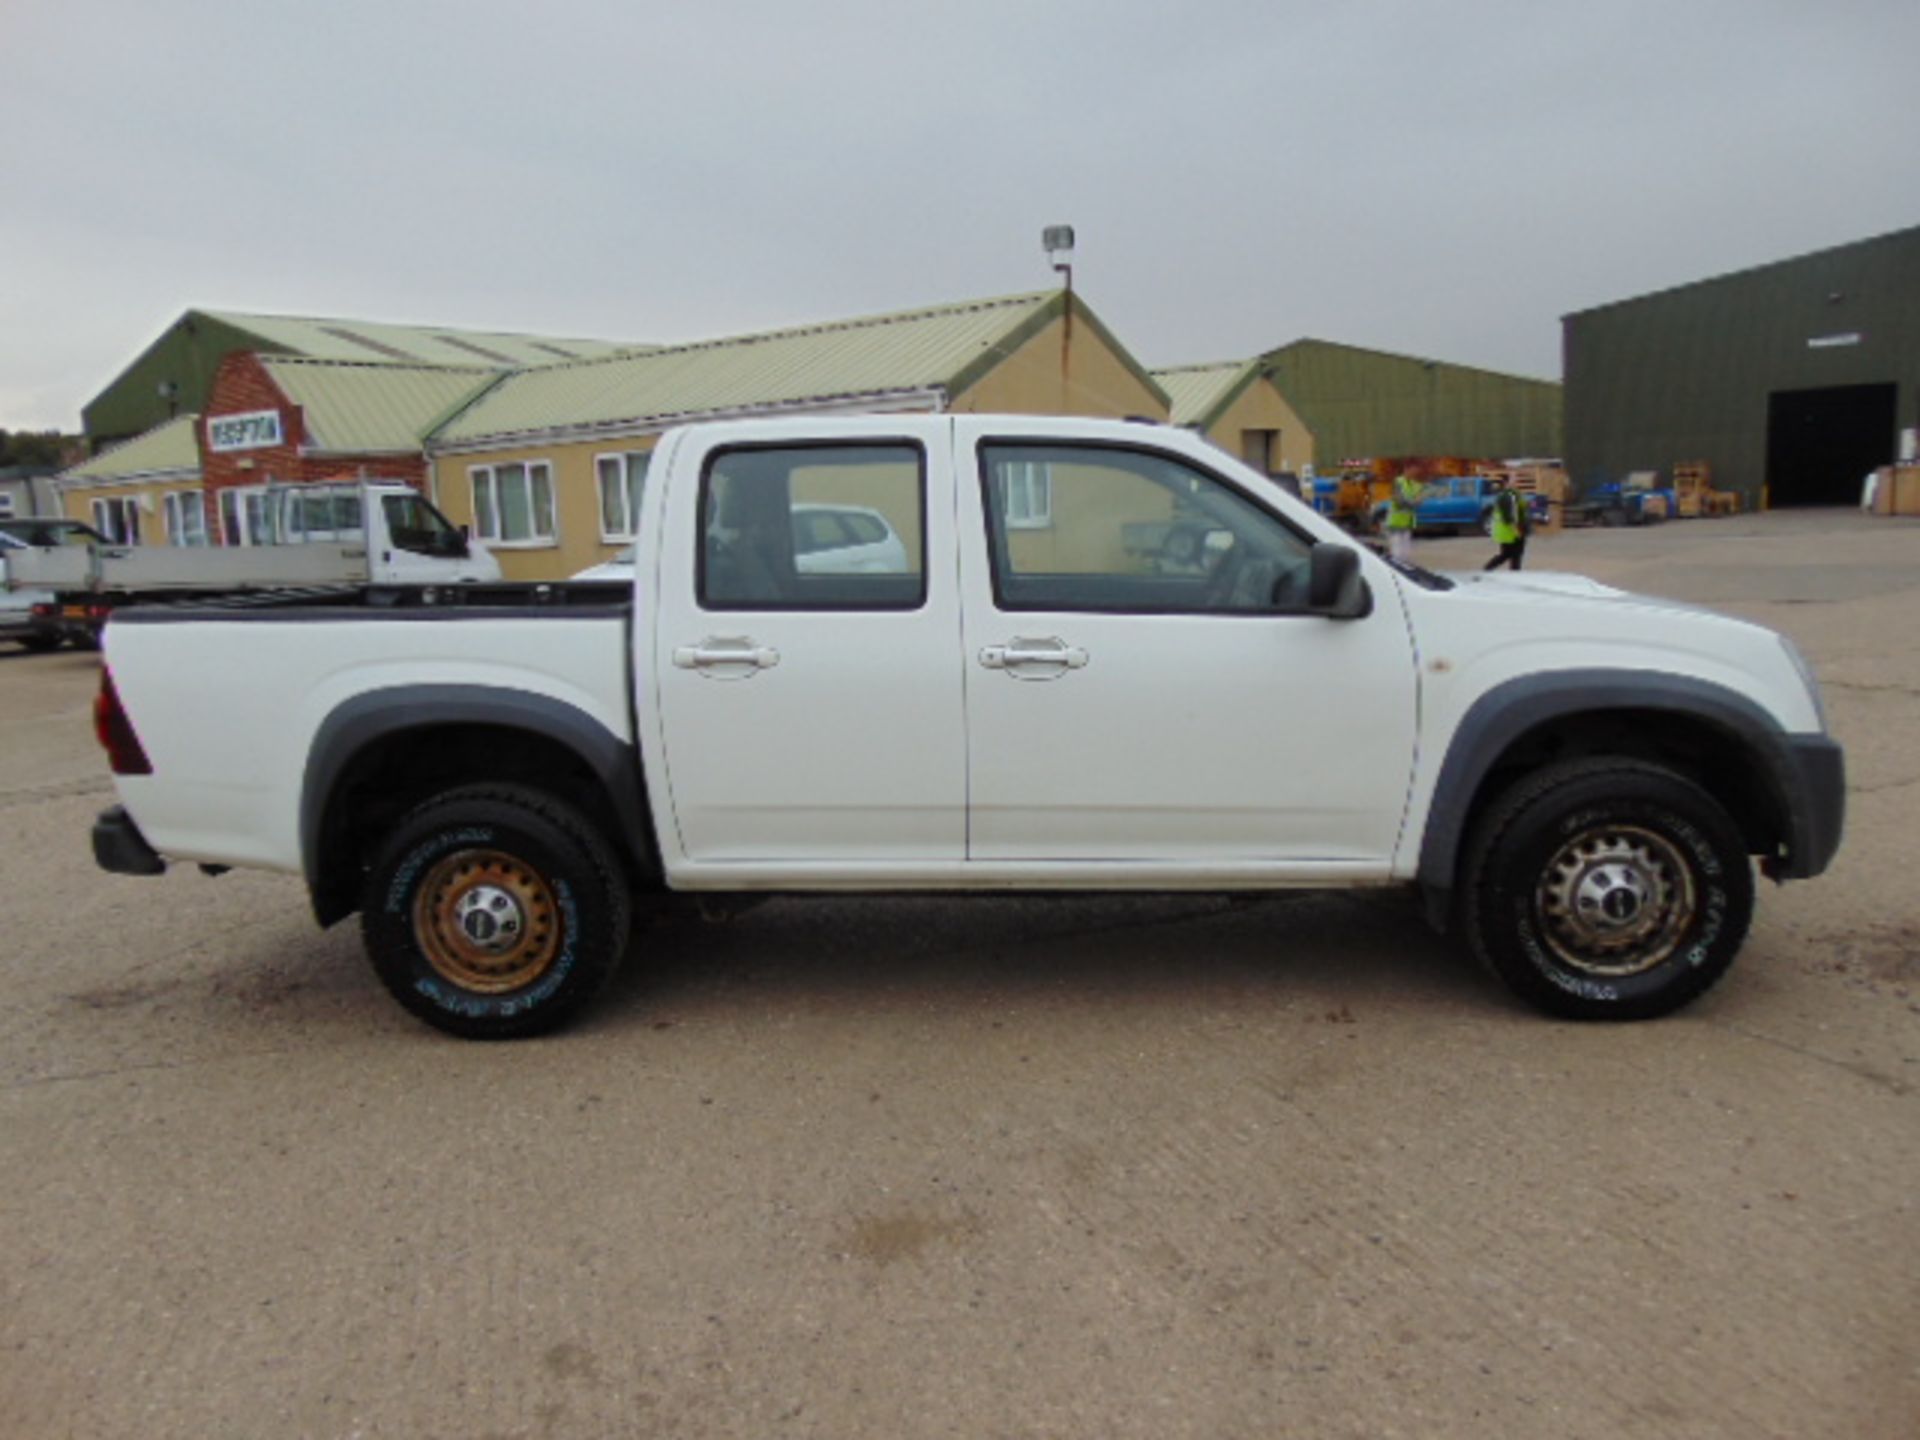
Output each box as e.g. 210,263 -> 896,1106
1671,462 -> 1743,517
1673,463 -> 1710,518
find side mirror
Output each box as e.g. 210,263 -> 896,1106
1306,542 -> 1371,618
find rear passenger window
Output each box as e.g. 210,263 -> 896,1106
698,444 -> 925,611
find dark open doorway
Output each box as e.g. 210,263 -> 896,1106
1766,383 -> 1897,506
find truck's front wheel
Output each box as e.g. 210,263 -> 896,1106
361,785 -> 630,1039
1460,759 -> 1753,1020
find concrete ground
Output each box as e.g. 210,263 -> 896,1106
1,510 -> 1914,1439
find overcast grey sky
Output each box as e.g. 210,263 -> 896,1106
3,0 -> 1916,431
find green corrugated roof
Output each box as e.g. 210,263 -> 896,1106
432,291 -> 1071,446
1258,339 -> 1562,460
199,311 -> 646,368
1150,359 -> 1262,429
61,413 -> 202,482
261,358 -> 500,453
83,309 -> 653,445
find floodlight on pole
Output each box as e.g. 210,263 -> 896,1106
1042,226 -> 1077,378
1042,225 -> 1075,291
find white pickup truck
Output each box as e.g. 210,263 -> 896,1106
8,480 -> 499,643
88,415 -> 1844,1038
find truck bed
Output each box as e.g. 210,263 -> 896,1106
104,581 -> 636,875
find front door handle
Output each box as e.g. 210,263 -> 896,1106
979,637 -> 1090,680
673,637 -> 781,678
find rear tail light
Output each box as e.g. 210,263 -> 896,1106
94,669 -> 153,776
30,602 -> 54,619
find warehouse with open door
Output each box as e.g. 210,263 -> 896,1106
1563,225 -> 1919,510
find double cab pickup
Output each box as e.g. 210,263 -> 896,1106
90,415 -> 1843,1037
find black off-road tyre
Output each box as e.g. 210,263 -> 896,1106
1459,758 -> 1754,1020
361,784 -> 631,1039
17,633 -> 62,654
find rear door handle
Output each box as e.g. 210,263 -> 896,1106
673,638 -> 781,677
979,637 -> 1089,679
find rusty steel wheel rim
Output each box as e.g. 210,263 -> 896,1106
1534,824 -> 1696,978
412,848 -> 563,994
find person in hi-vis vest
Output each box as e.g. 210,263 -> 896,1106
1384,463 -> 1431,563
1483,476 -> 1531,572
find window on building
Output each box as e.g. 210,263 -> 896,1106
164,490 -> 209,547
596,451 -> 652,540
1241,429 -> 1279,474
219,486 -> 274,546
1000,460 -> 1053,528
470,461 -> 556,545
91,496 -> 142,545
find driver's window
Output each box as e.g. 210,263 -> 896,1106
382,492 -> 455,556
980,443 -> 1314,614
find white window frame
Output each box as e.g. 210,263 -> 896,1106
91,495 -> 142,545
469,460 -> 558,548
1002,460 -> 1053,529
595,450 -> 652,541
219,484 -> 273,547
164,489 -> 209,547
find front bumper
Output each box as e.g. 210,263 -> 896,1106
1768,735 -> 1846,880
92,805 -> 166,876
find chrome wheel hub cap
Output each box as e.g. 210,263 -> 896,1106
455,883 -> 524,953
1535,826 -> 1695,977
412,849 -> 562,994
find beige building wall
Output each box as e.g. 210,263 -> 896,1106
1197,375 -> 1315,474
428,308 -> 1169,582
951,313 -> 1169,420
1004,462 -> 1174,574
430,438 -> 661,582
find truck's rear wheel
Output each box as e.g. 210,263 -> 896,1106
1459,759 -> 1753,1020
361,785 -> 630,1039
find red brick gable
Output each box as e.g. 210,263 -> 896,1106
198,352 -> 428,542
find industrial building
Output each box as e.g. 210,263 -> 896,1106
1563,225 -> 1920,507
1255,340 -> 1563,467
55,415 -> 203,543
56,288 -> 1577,577
1151,360 -> 1313,477
1152,345 -> 1562,485
57,291 -> 1169,575
82,311 -> 642,451
424,290 -> 1168,580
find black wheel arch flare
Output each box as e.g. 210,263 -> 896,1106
301,685 -> 658,927
1416,669 -> 1842,929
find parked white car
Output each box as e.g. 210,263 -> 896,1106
573,502 -> 909,581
